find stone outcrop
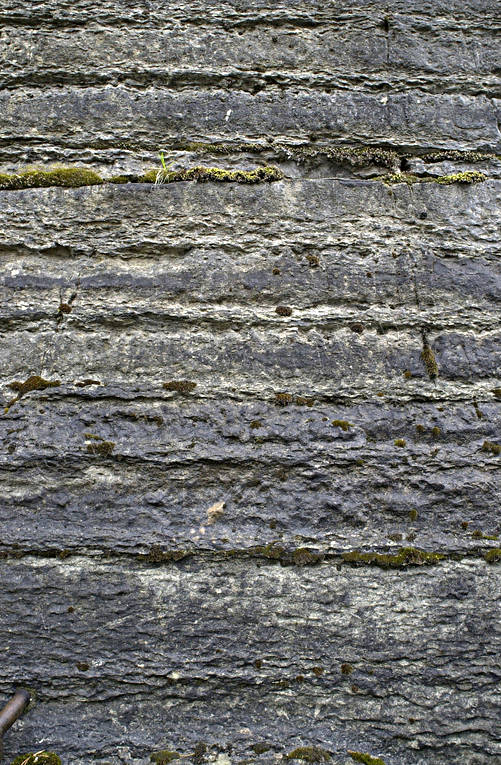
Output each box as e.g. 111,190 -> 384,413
0,1 -> 499,764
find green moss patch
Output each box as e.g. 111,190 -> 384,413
332,420 -> 352,431
420,149 -> 494,163
436,170 -> 486,184
0,165 -> 283,191
285,746 -> 331,762
6,375 -> 61,410
150,752 -> 182,764
252,743 -> 272,755
141,545 -> 191,564
348,752 -> 386,765
84,435 -> 115,457
10,753 -> 61,765
342,547 -> 444,569
377,170 -> 486,186
274,392 -> 314,407
163,380 -> 197,393
184,141 -> 398,169
0,167 -> 102,190
146,165 -> 283,184
481,440 -> 501,456
8,375 -> 60,398
484,548 -> 501,563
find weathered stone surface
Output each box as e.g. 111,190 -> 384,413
1,557 -> 500,764
0,1 -> 500,764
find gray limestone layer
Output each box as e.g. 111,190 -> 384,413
0,1 -> 500,764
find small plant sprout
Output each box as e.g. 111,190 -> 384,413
156,152 -> 176,184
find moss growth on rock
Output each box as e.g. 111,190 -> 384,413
285,747 -> 331,762
9,375 -> 61,398
0,164 -> 283,191
10,753 -> 61,765
348,752 -> 386,765
163,380 -> 197,393
276,305 -> 293,316
148,165 -> 283,184
377,172 -> 423,186
394,438 -> 406,447
141,545 -> 191,564
341,663 -> 353,675
421,149 -> 493,163
6,375 -> 61,409
8,375 -> 60,398
481,440 -> 501,456
292,548 -> 323,566
183,141 -> 398,169
342,547 -> 443,568
484,548 -> 501,563
436,170 -> 486,184
249,544 -> 323,566
377,170 -> 486,186
421,344 -> 438,380
275,392 -> 293,406
0,167 -> 103,190
86,440 -> 115,457
150,752 -> 181,764
332,420 -> 352,431
493,388 -> 501,400
251,743 -> 272,755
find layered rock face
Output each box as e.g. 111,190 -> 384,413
0,2 -> 500,764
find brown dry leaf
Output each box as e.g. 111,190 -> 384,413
207,501 -> 225,525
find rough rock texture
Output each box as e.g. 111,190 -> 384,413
0,2 -> 500,765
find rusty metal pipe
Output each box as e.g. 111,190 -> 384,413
0,690 -> 31,759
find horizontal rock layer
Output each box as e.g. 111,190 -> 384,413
1,557 -> 500,764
